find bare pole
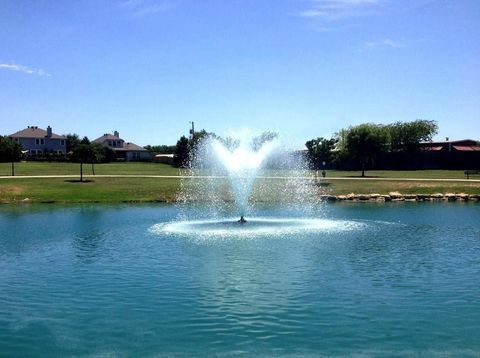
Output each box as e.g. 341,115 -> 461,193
189,121 -> 195,139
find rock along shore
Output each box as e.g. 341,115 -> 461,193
319,192 -> 480,203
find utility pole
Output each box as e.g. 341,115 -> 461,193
189,121 -> 195,139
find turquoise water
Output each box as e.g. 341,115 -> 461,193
1,203 -> 480,356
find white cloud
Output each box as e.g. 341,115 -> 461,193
0,63 -> 51,77
120,0 -> 172,17
299,0 -> 383,22
363,38 -> 404,48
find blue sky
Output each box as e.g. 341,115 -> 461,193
1,0 -> 479,148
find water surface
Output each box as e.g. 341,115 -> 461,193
1,203 -> 479,356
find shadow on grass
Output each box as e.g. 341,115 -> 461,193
64,179 -> 95,183
344,175 -> 381,178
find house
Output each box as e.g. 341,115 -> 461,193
92,131 -> 152,162
153,154 -> 174,165
8,125 -> 67,157
385,139 -> 480,170
419,139 -> 480,152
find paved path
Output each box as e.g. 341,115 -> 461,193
1,174 -> 479,183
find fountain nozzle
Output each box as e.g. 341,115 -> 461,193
238,216 -> 247,224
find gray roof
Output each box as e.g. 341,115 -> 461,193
9,126 -> 66,139
93,133 -> 147,151
92,133 -> 123,143
115,142 -> 148,152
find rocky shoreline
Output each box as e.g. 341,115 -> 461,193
319,192 -> 480,202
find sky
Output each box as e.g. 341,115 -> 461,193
1,0 -> 479,148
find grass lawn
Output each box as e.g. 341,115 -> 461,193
318,179 -> 480,195
0,161 -> 182,176
0,177 -> 180,203
0,162 -> 478,203
0,162 -> 472,179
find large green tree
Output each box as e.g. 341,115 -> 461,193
173,130 -> 217,168
305,137 -> 337,169
0,136 -> 22,176
64,133 -> 81,154
387,119 -> 438,152
144,144 -> 177,154
344,123 -> 390,177
71,140 -> 95,182
174,136 -> 190,168
251,132 -> 278,152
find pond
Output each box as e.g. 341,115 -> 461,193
1,203 -> 479,356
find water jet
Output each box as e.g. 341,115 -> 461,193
176,130 -> 321,234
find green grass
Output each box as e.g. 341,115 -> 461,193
0,161 -> 181,176
0,162 -> 478,204
0,177 -> 180,203
1,176 -> 479,204
318,179 -> 480,195
0,162 -> 471,179
312,169 -> 469,179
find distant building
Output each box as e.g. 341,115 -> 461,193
92,131 -> 152,162
8,125 -> 67,157
382,139 -> 480,170
419,139 -> 480,152
153,154 -> 174,165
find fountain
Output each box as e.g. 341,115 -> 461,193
206,134 -> 280,223
174,131 -> 321,221
149,130 -> 364,238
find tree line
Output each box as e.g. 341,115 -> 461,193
173,130 -> 279,168
1,119 -> 439,177
305,119 -> 438,176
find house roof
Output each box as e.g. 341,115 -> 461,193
420,146 -> 443,151
93,132 -> 147,152
9,126 -> 66,139
92,133 -> 123,143
420,139 -> 478,146
452,145 -> 480,152
114,142 -> 148,152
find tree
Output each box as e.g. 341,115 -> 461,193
144,144 -> 177,154
173,130 -> 218,168
71,143 -> 94,182
64,133 -> 81,154
251,132 -> 278,151
174,136 -> 190,168
387,119 -> 438,152
0,136 -> 22,176
345,124 -> 390,177
305,137 -> 337,169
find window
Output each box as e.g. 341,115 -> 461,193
117,141 -> 121,147
61,140 -> 65,146
36,139 -> 44,145
108,141 -> 112,146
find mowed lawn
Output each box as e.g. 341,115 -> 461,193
0,162 -> 479,203
0,161 -> 182,176
0,177 -> 180,203
0,162 -> 473,179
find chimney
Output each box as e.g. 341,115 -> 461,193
47,126 -> 52,137
114,130 -> 119,138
